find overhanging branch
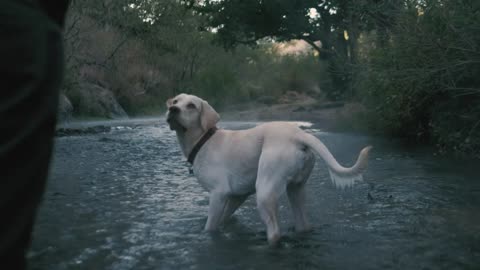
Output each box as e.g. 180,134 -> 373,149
301,38 -> 333,56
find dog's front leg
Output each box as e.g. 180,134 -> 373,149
204,192 -> 227,231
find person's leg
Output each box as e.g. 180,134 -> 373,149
0,1 -> 64,268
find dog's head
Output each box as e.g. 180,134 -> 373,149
165,94 -> 220,133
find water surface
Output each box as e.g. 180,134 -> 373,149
29,120 -> 480,269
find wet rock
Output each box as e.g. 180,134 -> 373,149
293,106 -> 307,112
256,96 -> 276,105
73,83 -> 128,119
278,91 -> 316,104
55,126 -> 112,137
311,101 -> 345,110
57,93 -> 73,123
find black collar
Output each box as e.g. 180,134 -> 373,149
187,127 -> 217,164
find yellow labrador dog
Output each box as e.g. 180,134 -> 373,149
166,93 -> 371,245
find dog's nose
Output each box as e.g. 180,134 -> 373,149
169,106 -> 180,114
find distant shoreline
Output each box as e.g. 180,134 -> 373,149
220,101 -> 364,131
56,101 -> 364,137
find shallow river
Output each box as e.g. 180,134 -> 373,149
29,119 -> 480,270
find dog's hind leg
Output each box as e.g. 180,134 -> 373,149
287,153 -> 314,232
287,183 -> 311,232
255,147 -> 292,246
256,185 -> 282,246
220,194 -> 249,224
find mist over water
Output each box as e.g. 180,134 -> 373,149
29,119 -> 480,270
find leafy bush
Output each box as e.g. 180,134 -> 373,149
63,1 -> 331,116
356,0 -> 480,157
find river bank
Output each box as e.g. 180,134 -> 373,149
57,99 -> 364,136
220,100 -> 364,131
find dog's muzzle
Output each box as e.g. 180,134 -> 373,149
166,113 -> 186,132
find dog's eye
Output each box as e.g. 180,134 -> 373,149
187,103 -> 196,109
173,100 -> 178,105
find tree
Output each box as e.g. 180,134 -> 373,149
190,0 -> 335,57
188,0 -> 372,99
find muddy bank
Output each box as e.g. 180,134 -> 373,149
55,118 -> 161,136
55,97 -> 364,136
221,101 -> 364,130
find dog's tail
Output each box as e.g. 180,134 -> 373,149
297,132 -> 372,189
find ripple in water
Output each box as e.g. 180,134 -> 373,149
29,120 -> 480,270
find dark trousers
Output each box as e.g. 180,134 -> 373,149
0,1 -> 65,269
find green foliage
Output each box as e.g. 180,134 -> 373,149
188,46 -> 329,110
356,0 -> 480,157
192,0 -> 362,95
194,0 -> 325,44
63,0 -> 480,157
63,0 -> 330,116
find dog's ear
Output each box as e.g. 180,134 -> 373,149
200,100 -> 219,131
166,98 -> 174,108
